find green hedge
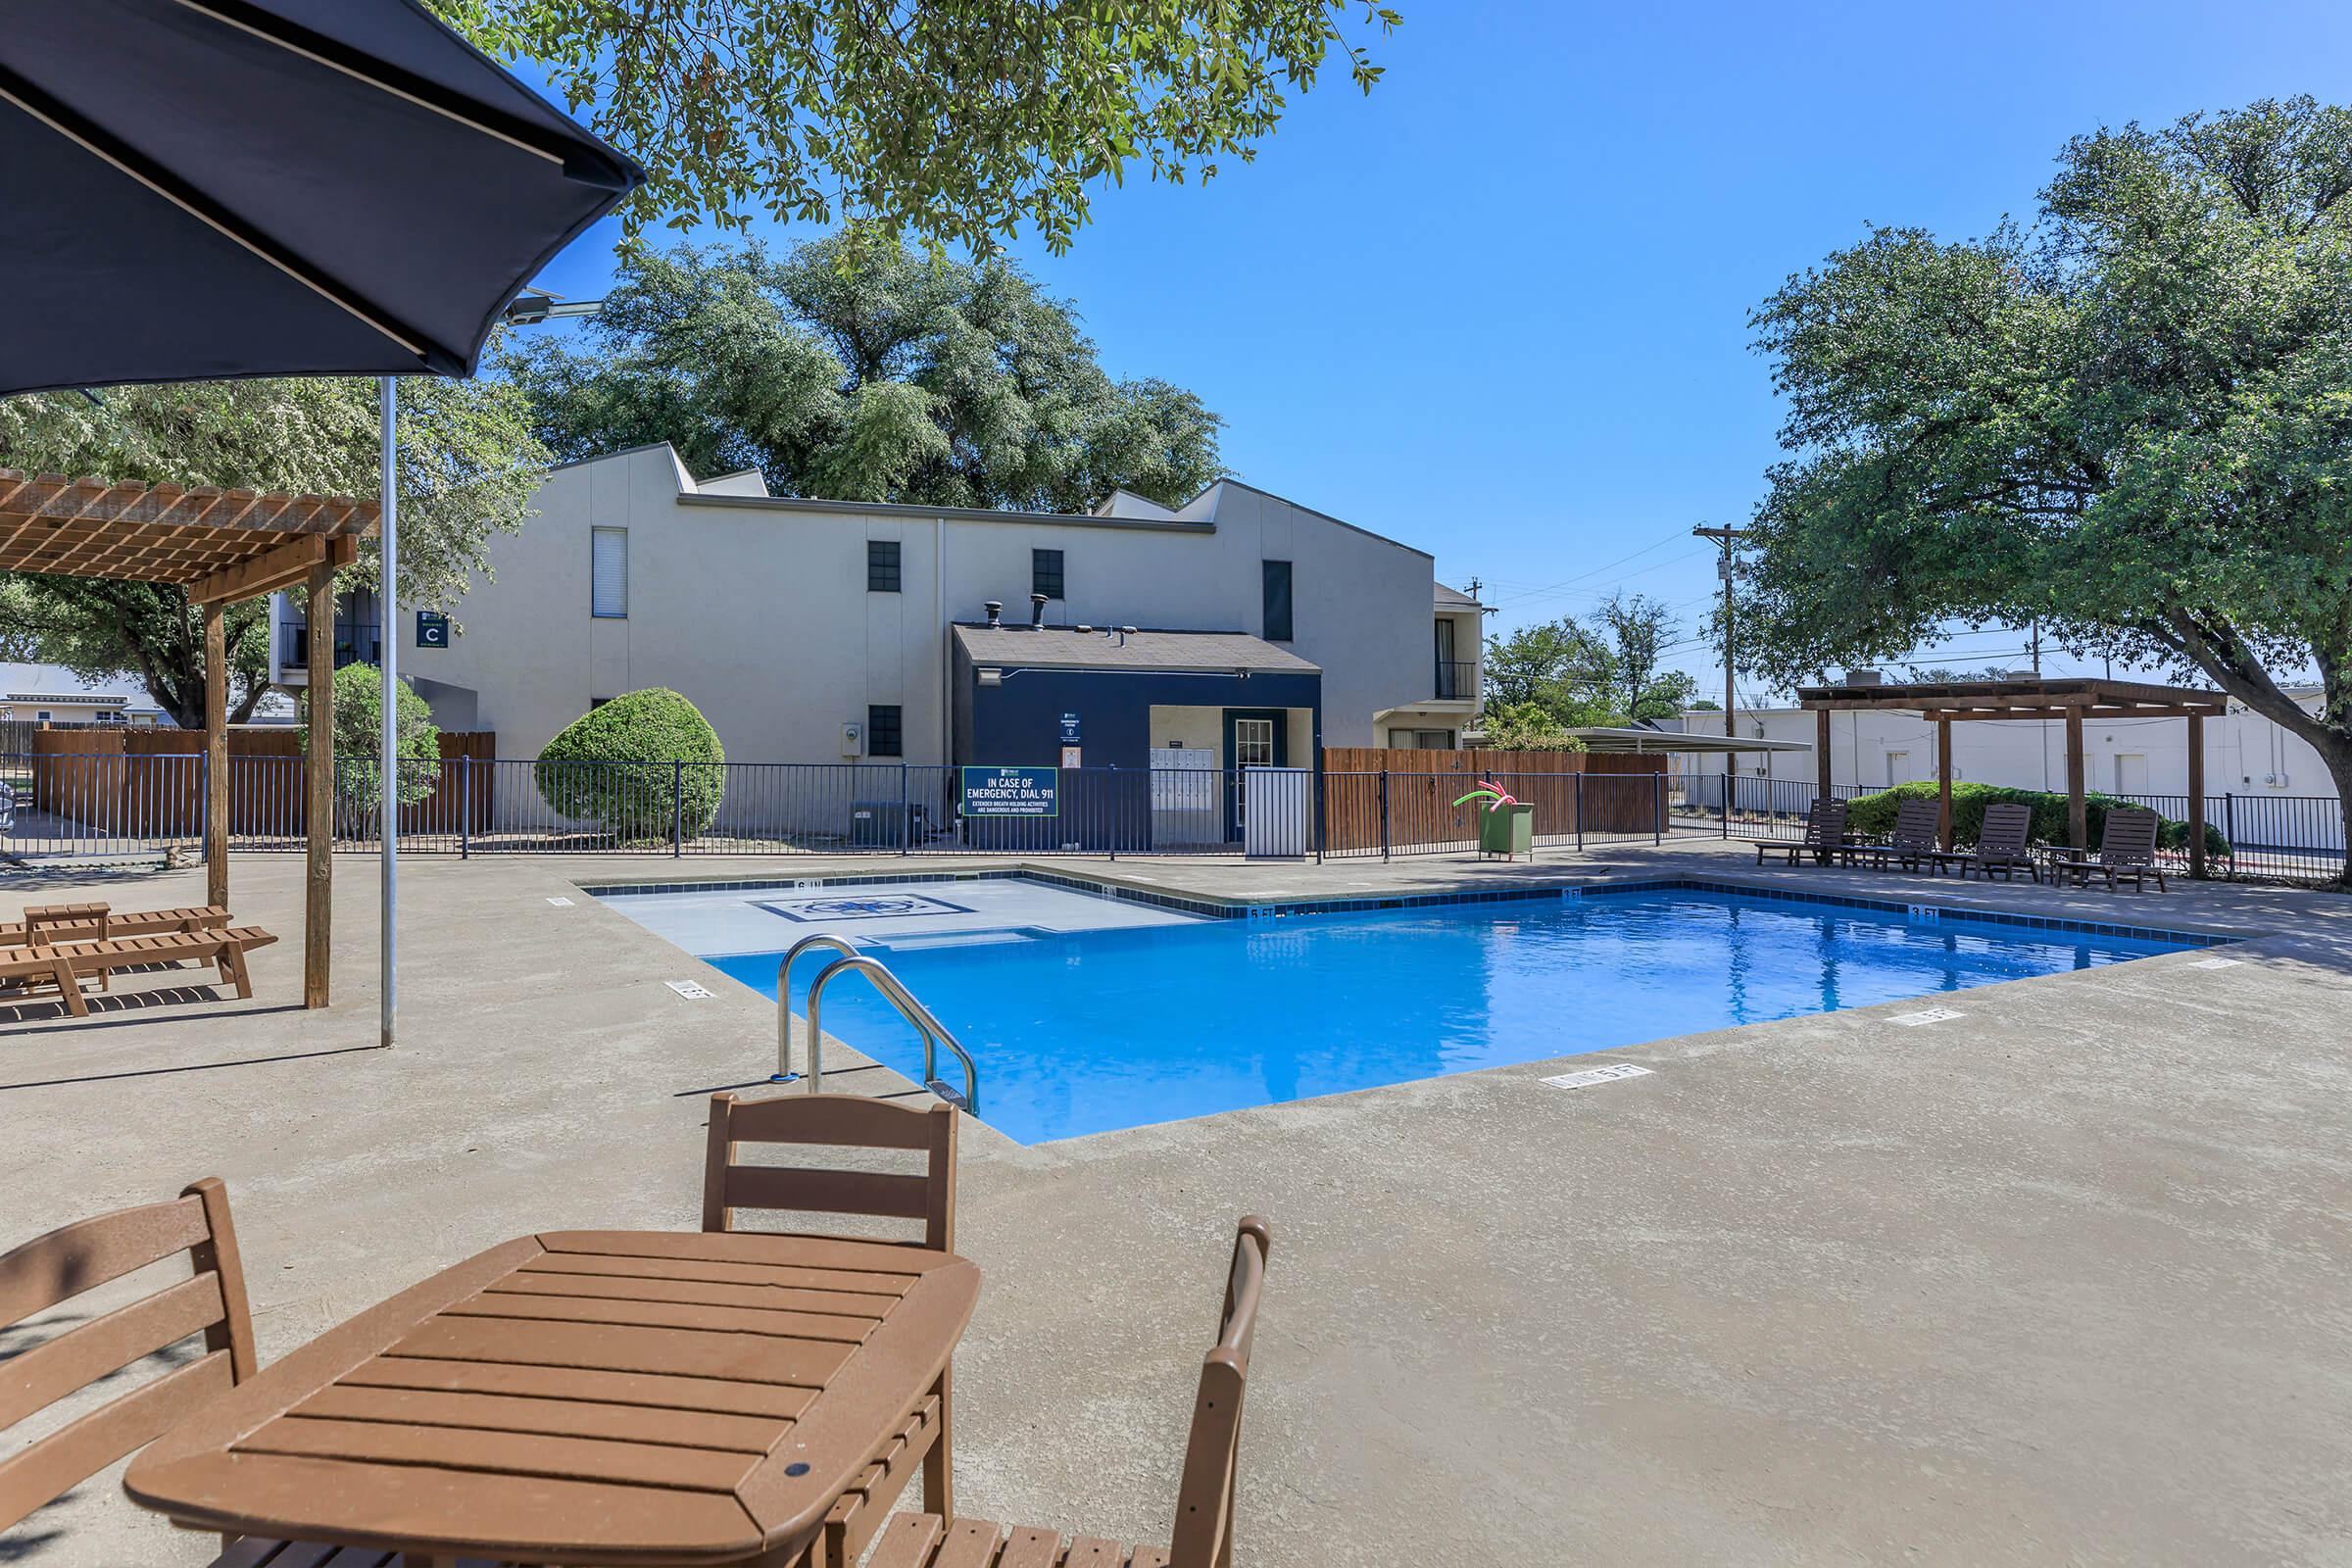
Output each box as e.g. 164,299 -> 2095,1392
535,689 -> 725,842
1845,780 -> 2229,858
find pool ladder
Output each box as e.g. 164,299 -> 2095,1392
773,933 -> 979,1115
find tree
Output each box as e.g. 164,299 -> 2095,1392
501,237 -> 1225,512
429,1 -> 1400,255
0,378 -> 546,727
307,663 -> 441,812
1740,97 -> 2352,881
1593,592 -> 1695,722
1480,617 -> 1618,727
1480,702 -> 1587,753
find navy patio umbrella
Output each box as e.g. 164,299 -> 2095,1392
1,0 -> 643,1042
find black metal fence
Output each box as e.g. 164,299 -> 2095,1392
5,750 -> 2346,880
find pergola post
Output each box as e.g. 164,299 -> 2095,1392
1936,715 -> 1953,852
1815,707 -> 1833,806
2187,712 -> 2208,879
304,556 -> 336,1008
202,601 -> 228,910
2064,704 -> 2087,851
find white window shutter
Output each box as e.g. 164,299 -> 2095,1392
592,527 -> 627,616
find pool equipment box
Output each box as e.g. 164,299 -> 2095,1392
961,764 -> 1059,816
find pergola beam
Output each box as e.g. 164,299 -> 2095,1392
186,534 -> 359,606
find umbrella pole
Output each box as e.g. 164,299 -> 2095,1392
379,375 -> 398,1049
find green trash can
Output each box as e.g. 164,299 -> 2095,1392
1478,801 -> 1535,859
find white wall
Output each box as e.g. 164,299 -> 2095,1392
349,451 -> 1451,765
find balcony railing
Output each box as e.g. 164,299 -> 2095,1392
1435,659 -> 1478,701
281,620 -> 381,672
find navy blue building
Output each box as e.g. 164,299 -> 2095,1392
950,617 -> 1321,850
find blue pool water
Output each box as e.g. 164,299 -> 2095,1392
703,889 -> 2191,1145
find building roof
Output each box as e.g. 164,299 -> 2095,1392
953,624 -> 1320,676
0,662 -> 164,715
1435,582 -> 1487,612
1579,726 -> 1811,755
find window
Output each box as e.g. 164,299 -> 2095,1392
866,704 -> 904,758
591,526 -> 627,617
1032,548 -> 1064,601
1261,559 -> 1294,642
1390,727 -> 1455,750
867,538 -> 901,593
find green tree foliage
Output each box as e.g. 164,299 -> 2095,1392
1741,98 -> 2352,878
429,1 -> 1399,254
1845,780 -> 2229,859
1595,592 -> 1699,721
536,689 -> 727,842
1483,598 -> 1699,729
502,238 -> 1224,513
0,378 -> 545,726
1478,702 -> 1588,753
307,664 -> 441,811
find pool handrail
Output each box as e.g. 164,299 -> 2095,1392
777,937 -> 979,1115
773,932 -> 860,1082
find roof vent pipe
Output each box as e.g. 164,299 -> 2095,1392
1030,592 -> 1048,630
984,600 -> 1003,628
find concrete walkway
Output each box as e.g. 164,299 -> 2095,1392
3,844 -> 2348,1565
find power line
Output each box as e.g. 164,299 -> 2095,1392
1487,529 -> 1695,604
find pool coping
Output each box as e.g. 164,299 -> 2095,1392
579,865 -> 2236,951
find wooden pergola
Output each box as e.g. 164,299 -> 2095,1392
0,468 -> 378,1004
1796,676 -> 2232,877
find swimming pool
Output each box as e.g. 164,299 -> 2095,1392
686,882 -> 2197,1145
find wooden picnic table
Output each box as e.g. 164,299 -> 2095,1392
124,1230 -> 981,1567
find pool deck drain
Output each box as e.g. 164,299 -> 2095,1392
4,840 -> 2350,1566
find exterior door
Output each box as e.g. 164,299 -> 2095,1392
2113,753 -> 2148,796
1885,750 -> 1909,786
1222,709 -> 1289,841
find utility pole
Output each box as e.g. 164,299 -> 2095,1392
2030,619 -> 2042,677
1693,524 -> 1746,800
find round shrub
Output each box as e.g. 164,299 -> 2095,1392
535,689 -> 725,842
1844,779 -> 2229,859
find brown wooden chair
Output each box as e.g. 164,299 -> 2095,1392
0,1180 -> 259,1546
704,1091 -> 959,1568
1956,801 -> 2039,882
865,1216 -> 1273,1568
1757,797 -> 1849,866
2054,808 -> 2167,892
0,925 -> 275,1017
1842,797 -> 1952,874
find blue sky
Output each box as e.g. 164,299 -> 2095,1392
523,2 -> 2352,701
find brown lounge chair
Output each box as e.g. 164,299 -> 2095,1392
868,1215 -> 1273,1568
1956,802 -> 2039,882
705,1090 -> 960,1568
2052,808 -> 2167,892
1842,797 -> 1953,875
0,901 -> 230,947
0,923 -> 276,1016
1757,797 -> 1850,866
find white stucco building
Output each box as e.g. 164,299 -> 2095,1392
270,444 -> 1484,772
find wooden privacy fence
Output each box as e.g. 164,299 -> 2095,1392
26,727 -> 496,838
1321,748 -> 1668,852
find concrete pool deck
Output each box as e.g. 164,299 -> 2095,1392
3,843 -> 2349,1564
